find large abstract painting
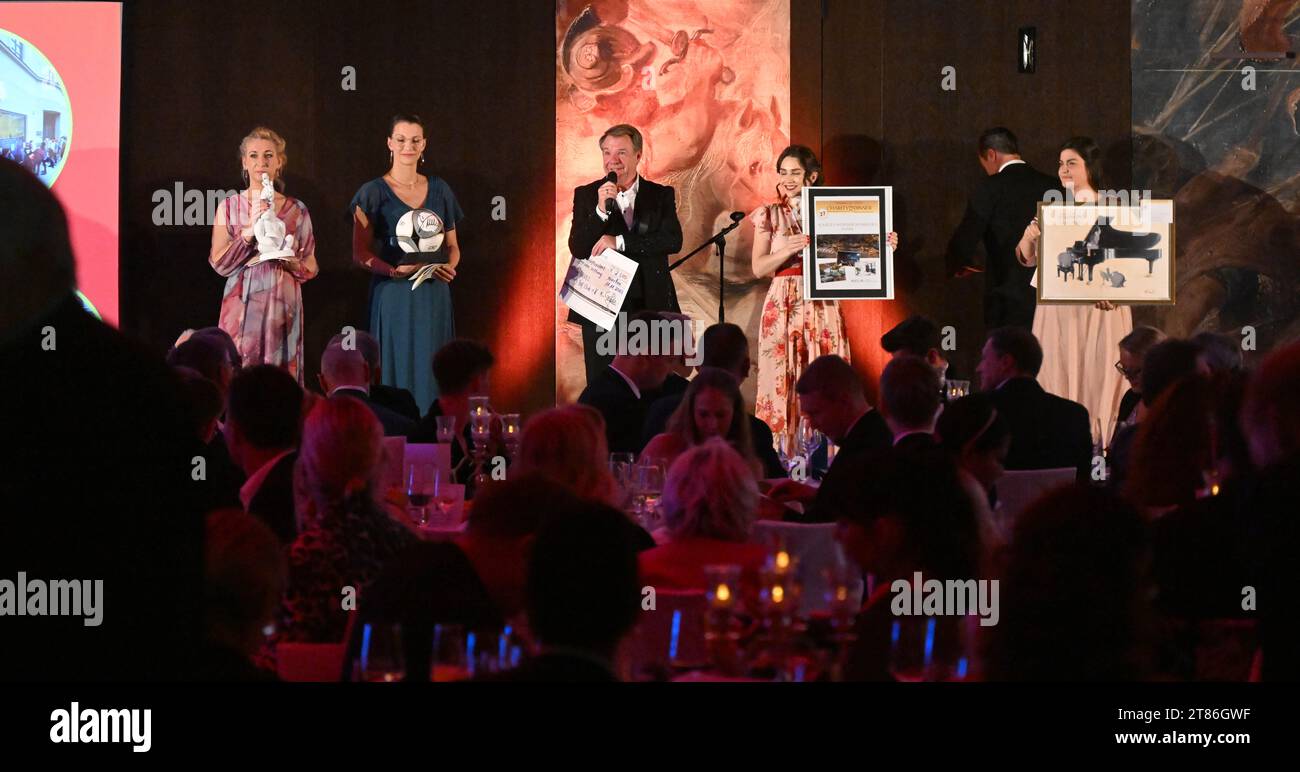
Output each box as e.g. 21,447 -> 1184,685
1132,0 -> 1300,357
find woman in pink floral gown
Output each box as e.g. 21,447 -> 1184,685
749,146 -> 896,453
209,127 -> 318,383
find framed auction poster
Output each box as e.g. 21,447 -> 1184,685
801,186 -> 894,300
1036,200 -> 1175,304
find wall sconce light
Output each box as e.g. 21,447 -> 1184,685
1019,27 -> 1036,73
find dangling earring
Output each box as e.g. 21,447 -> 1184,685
419,153 -> 425,165
388,151 -> 393,166
241,169 -> 249,188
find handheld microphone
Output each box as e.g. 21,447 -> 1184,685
603,171 -> 619,219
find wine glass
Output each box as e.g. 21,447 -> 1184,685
608,452 -> 635,506
435,414 -> 457,444
797,416 -> 822,466
432,469 -> 458,527
406,463 -> 434,527
359,623 -> 406,682
634,460 -> 665,529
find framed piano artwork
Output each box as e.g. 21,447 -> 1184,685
1036,200 -> 1175,305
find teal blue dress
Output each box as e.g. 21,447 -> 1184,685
350,177 -> 464,415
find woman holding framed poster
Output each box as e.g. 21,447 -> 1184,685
748,145 -> 897,451
1015,137 -> 1132,445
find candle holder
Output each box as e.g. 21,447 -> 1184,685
500,413 -> 521,462
469,412 -> 493,490
703,564 -> 745,675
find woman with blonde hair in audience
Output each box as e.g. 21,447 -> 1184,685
277,395 -> 414,645
638,439 -> 767,590
516,404 -> 621,507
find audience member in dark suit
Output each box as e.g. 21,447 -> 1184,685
409,339 -> 497,487
175,366 -> 243,511
351,476 -> 585,681
566,124 -> 683,384
837,452 -> 983,681
1115,325 -> 1165,430
318,343 -> 414,437
976,327 -> 1091,478
768,355 -> 893,522
168,333 -> 247,504
196,509 -> 284,681
1,161 -> 203,680
328,329 -> 420,422
641,322 -> 785,477
487,497 -> 641,682
880,354 -> 943,451
226,364 -> 304,543
577,310 -> 676,455
947,127 -> 1060,330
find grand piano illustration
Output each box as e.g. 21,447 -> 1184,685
1054,215 -> 1162,283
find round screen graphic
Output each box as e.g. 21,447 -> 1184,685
0,29 -> 73,187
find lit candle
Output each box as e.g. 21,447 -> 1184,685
775,550 -> 791,572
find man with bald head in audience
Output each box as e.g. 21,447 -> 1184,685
319,342 -> 415,437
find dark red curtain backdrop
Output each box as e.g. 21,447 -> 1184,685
120,0 -> 1129,410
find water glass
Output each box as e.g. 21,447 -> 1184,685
431,623 -> 469,682
432,469 -> 459,527
359,623 -> 406,682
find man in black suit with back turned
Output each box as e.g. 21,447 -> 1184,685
947,127 -> 1060,330
976,327 -> 1092,479
567,124 -> 683,385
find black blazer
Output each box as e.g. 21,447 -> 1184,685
332,387 -> 415,438
990,376 -> 1092,478
370,383 -> 420,422
577,366 -> 650,455
566,176 -> 683,325
946,162 -> 1060,329
246,451 -> 298,544
799,409 -> 894,523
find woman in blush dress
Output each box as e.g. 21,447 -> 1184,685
209,126 -> 318,383
1015,137 -> 1132,446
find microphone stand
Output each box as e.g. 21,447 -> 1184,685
669,213 -> 745,323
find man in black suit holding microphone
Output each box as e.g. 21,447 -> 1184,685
567,124 -> 683,385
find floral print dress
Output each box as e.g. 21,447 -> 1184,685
750,200 -> 850,453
